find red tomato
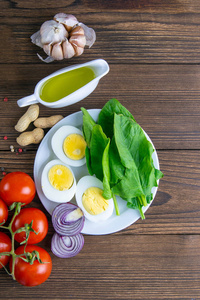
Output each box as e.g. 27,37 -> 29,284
0,172 -> 36,206
0,232 -> 12,268
0,199 -> 8,224
12,208 -> 48,245
10,245 -> 52,286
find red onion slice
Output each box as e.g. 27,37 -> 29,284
52,203 -> 85,236
51,232 -> 84,258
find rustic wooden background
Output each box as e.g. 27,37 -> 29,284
0,0 -> 200,299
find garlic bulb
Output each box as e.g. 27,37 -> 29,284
31,13 -> 96,63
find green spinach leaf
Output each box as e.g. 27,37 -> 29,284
90,124 -> 110,181
98,98 -> 135,138
81,99 -> 163,220
109,137 -> 126,186
102,140 -> 112,200
81,107 -> 96,147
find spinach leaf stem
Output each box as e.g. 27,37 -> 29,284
112,193 -> 120,216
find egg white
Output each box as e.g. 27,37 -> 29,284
51,125 -> 86,167
75,175 -> 114,223
41,159 -> 76,203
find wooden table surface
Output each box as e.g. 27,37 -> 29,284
0,0 -> 200,299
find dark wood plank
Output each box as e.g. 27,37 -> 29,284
0,63 -> 199,150
1,234 -> 200,299
1,0 -> 200,63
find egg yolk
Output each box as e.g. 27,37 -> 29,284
63,133 -> 86,161
48,164 -> 74,191
82,187 -> 109,215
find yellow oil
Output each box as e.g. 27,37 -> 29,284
39,66 -> 96,103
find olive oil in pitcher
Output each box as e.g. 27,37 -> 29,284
39,66 -> 96,103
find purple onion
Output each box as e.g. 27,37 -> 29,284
51,232 -> 84,258
52,203 -> 85,236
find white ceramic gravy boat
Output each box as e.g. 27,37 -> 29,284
17,59 -> 109,108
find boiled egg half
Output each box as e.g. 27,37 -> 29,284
41,159 -> 76,203
75,176 -> 114,223
51,125 -> 87,167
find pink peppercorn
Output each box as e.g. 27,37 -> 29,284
3,136 -> 8,140
3,97 -> 8,102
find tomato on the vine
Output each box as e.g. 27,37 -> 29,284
0,172 -> 36,206
0,199 -> 8,224
12,208 -> 48,245
0,232 -> 12,269
10,245 -> 52,286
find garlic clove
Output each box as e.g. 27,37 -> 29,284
62,39 -> 75,59
40,20 -> 68,44
31,30 -> 43,48
78,22 -> 96,48
54,13 -> 78,32
72,44 -> 84,57
70,25 -> 85,36
69,34 -> 86,48
43,44 -> 52,56
51,43 -> 64,60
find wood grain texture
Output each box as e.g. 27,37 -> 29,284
1,234 -> 200,299
1,0 -> 200,63
0,64 -> 200,150
1,0 -> 200,299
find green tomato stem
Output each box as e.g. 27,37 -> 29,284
8,203 -> 23,280
0,251 -> 11,256
0,202 -> 23,280
0,225 -> 9,230
0,202 -> 43,281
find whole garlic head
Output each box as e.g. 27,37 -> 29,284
31,13 -> 96,63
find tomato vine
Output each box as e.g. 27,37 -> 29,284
0,202 -> 44,280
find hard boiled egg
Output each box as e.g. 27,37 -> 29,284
41,159 -> 76,203
51,125 -> 87,167
75,176 -> 114,223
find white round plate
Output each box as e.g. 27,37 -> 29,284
34,109 -> 160,235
